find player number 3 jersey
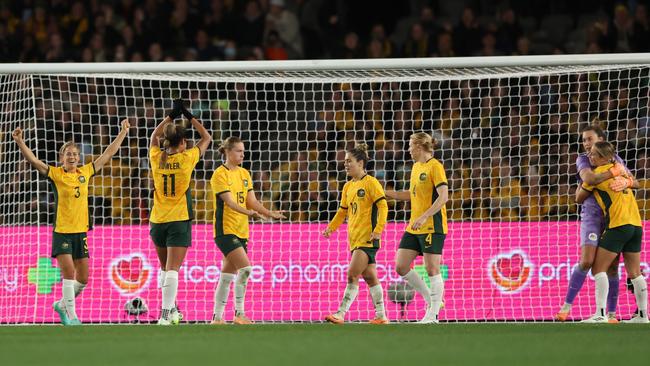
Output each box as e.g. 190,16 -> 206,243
47,163 -> 95,233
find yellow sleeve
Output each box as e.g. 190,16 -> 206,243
211,169 -> 230,196
47,166 -> 60,181
369,178 -> 387,234
431,162 -> 448,188
80,163 -> 95,178
327,183 -> 349,232
245,169 -> 254,192
149,146 -> 161,167
581,182 -> 594,192
189,146 -> 201,166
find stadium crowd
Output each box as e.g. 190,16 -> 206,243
1,0 -> 649,225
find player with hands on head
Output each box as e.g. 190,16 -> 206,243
149,99 -> 212,325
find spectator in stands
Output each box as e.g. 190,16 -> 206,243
632,4 -> 650,52
495,8 -> 522,55
337,32 -> 364,59
432,32 -> 455,57
402,23 -> 434,57
454,7 -> 481,56
266,0 -> 303,58
237,0 -> 265,48
367,24 -> 394,58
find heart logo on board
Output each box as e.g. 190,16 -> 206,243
110,253 -> 151,295
488,250 -> 532,293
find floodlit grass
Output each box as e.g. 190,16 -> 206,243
0,323 -> 646,366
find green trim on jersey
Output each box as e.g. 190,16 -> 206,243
215,194 -> 225,236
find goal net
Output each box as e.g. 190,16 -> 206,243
0,56 -> 648,323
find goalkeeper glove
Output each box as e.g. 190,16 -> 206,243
181,104 -> 195,120
609,175 -> 633,192
166,98 -> 184,120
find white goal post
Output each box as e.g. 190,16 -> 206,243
0,54 -> 648,323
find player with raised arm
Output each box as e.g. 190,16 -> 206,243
555,124 -> 637,322
13,119 -> 130,325
323,144 -> 389,324
210,137 -> 286,325
578,141 -> 647,323
386,132 -> 448,324
149,99 -> 212,325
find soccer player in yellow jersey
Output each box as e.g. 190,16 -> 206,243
149,99 -> 212,325
577,141 -> 647,323
323,144 -> 389,324
12,119 -> 130,326
386,132 -> 448,324
210,137 -> 286,325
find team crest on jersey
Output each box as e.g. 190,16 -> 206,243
419,173 -> 427,181
78,176 -> 86,183
357,189 -> 366,197
243,179 -> 249,187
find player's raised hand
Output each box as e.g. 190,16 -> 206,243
167,98 -> 184,120
12,127 -> 23,141
120,118 -> 131,133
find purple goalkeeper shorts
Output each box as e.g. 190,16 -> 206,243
580,218 -> 604,247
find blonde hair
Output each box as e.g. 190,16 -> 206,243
217,136 -> 243,156
410,132 -> 436,152
592,141 -> 615,161
159,123 -> 185,169
347,143 -> 369,166
58,141 -> 80,160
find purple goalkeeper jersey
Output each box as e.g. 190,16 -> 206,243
575,153 -> 625,221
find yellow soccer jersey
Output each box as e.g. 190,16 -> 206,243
47,163 -> 95,233
406,158 -> 448,234
582,163 -> 642,229
327,175 -> 388,250
211,165 -> 254,239
149,146 -> 200,223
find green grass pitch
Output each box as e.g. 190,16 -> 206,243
1,323 -> 646,366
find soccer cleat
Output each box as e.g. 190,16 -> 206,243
369,317 -> 389,324
622,315 -> 649,324
170,308 -> 182,325
66,318 -> 82,326
210,318 -> 226,325
52,301 -> 70,326
233,315 -> 254,325
581,315 -> 608,323
325,314 -> 344,324
554,311 -> 569,322
607,314 -> 619,324
157,317 -> 172,325
418,306 -> 439,324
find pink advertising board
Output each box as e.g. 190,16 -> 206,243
0,222 -> 648,323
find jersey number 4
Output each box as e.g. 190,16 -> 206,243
162,174 -> 176,196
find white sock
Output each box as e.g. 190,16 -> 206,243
62,279 -> 78,320
368,284 -> 386,318
336,283 -> 359,317
631,275 -> 648,318
213,273 -> 235,320
429,274 -> 444,319
160,270 -> 167,288
161,270 -> 178,320
73,280 -> 86,297
594,272 -> 608,317
403,270 -> 431,306
57,280 -> 87,306
234,266 -> 252,316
